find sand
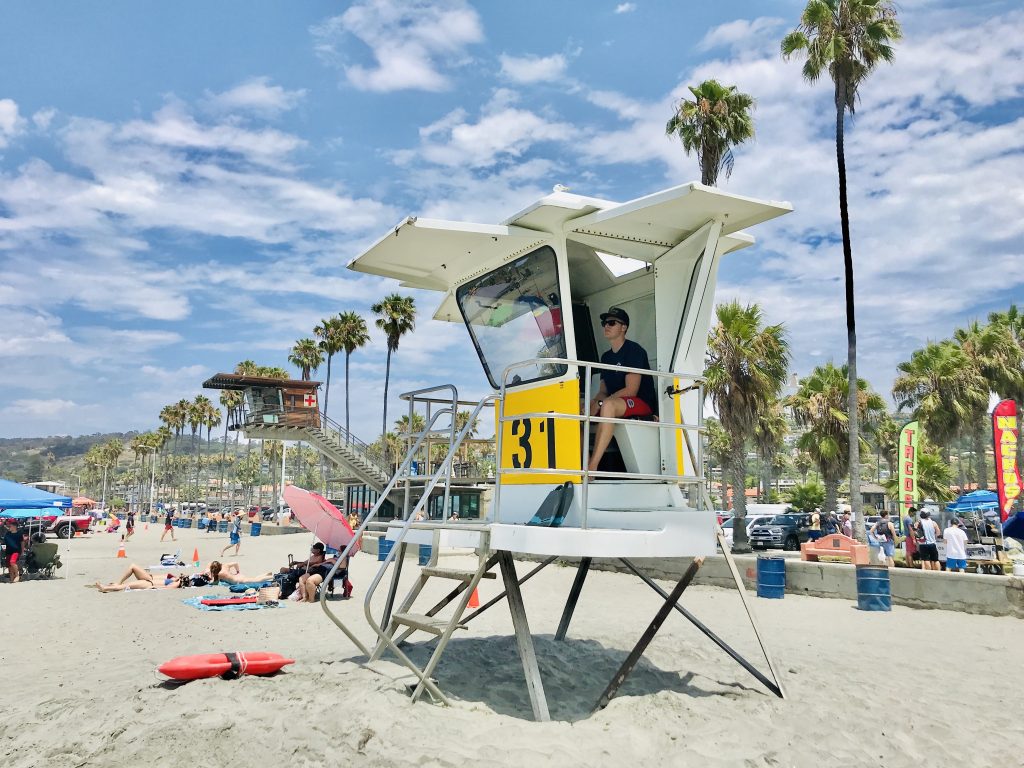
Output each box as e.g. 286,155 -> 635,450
2,523 -> 1021,768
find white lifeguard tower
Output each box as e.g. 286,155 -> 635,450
321,182 -> 792,719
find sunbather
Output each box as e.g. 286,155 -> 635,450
93,564 -> 184,593
206,560 -> 273,585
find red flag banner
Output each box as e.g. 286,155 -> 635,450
992,400 -> 1021,522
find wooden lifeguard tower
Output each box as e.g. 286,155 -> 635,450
318,182 -> 792,719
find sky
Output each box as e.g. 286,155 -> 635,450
0,0 -> 1021,439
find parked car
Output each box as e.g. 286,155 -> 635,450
0,511 -> 92,539
749,513 -> 812,551
720,515 -> 774,547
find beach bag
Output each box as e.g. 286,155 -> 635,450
274,570 -> 300,599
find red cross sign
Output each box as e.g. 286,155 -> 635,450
303,393 -> 317,408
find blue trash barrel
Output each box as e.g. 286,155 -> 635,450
418,544 -> 432,566
378,538 -> 394,562
250,522 -> 262,537
198,519 -> 207,530
218,520 -> 229,533
856,565 -> 891,611
183,518 -> 193,529
150,515 -> 158,524
756,556 -> 786,599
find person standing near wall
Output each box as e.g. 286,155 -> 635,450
943,517 -> 969,573
902,506 -> 919,569
916,510 -> 941,571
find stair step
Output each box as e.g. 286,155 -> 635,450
421,567 -> 496,581
392,612 -> 466,636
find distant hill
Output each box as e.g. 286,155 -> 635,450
0,432 -> 140,483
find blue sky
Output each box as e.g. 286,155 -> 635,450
0,0 -> 1021,439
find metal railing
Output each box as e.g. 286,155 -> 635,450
495,356 -> 705,527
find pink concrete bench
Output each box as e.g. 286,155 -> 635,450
801,534 -> 869,565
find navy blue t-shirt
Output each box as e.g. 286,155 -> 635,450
600,339 -> 658,415
3,529 -> 23,556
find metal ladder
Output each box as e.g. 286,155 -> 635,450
318,391 -> 498,706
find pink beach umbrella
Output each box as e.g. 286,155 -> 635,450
282,485 -> 360,553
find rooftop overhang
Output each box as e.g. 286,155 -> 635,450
203,373 -> 322,391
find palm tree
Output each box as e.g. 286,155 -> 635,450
883,443 -> 954,503
892,340 -> 988,465
372,294 -> 417,439
704,301 -> 790,551
190,395 -> 213,500
787,363 -> 884,523
872,413 -> 901,479
218,390 -> 242,509
203,403 -> 222,501
754,400 -> 787,502
289,338 -> 323,381
704,417 -> 730,506
793,450 -> 813,484
782,0 -> 902,537
314,316 -> 344,420
338,311 -> 370,439
665,79 -> 755,186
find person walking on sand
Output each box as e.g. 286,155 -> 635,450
125,509 -> 135,540
3,519 -> 25,583
160,508 -> 176,542
916,510 -> 941,571
943,517 -> 969,573
220,512 -> 242,557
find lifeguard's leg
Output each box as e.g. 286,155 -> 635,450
588,398 -> 627,471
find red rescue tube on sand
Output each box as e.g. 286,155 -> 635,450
158,652 -> 295,681
200,596 -> 259,606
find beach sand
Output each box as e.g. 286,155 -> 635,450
2,524 -> 1021,768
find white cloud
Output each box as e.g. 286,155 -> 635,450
0,98 -> 25,147
32,108 -> 56,130
1,399 -> 78,418
499,53 -> 568,84
698,17 -> 785,52
203,77 -> 307,117
312,0 -> 484,92
402,90 -> 573,168
614,3 -> 637,13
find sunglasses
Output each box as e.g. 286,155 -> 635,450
601,319 -> 622,327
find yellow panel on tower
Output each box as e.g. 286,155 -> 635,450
498,379 -> 581,485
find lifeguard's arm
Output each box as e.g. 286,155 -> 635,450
589,380 -> 610,415
606,372 -> 641,400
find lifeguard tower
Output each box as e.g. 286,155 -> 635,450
320,182 -> 792,720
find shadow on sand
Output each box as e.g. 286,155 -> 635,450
398,634 -> 758,721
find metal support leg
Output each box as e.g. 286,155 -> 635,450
595,557 -> 703,712
381,542 -> 407,631
498,550 -> 550,722
620,558 -> 783,698
461,555 -> 556,625
555,557 -> 591,641
715,530 -> 786,699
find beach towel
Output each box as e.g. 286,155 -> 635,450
182,595 -> 281,612
228,581 -> 275,592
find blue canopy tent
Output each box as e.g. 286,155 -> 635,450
946,490 -> 999,514
0,508 -> 52,519
0,478 -> 73,510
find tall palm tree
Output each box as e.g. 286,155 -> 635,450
704,301 -> 790,551
755,400 -> 787,502
189,395 -> 213,500
288,338 -> 323,381
786,362 -> 884,518
872,413 -> 901,479
782,0 -> 902,537
372,294 -> 417,439
218,390 -> 242,509
338,311 -> 370,439
314,315 -> 344,420
665,79 -> 755,186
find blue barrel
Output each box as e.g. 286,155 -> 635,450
198,519 -> 207,530
856,565 -> 891,611
378,538 -> 394,562
250,522 -> 262,537
183,518 -> 193,529
756,556 -> 786,599
218,520 -> 229,533
150,515 -> 158,524
208,520 -> 218,533
418,544 -> 432,566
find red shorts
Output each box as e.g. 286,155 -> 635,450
621,397 -> 652,418
5,551 -> 19,566
164,523 -> 173,531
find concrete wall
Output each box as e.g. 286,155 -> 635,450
525,553 -> 1024,619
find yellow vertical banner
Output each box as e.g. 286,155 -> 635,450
498,379 -> 580,485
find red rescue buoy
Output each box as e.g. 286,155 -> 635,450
158,652 -> 294,681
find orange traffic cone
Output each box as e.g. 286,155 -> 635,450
468,587 -> 480,608
192,548 -> 200,567
116,538 -> 126,558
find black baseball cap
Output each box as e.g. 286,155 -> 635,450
600,306 -> 629,326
